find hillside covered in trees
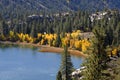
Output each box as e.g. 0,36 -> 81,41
1,0 -> 120,19
0,10 -> 120,53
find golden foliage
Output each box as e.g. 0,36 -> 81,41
0,34 -> 6,41
1,30 -> 91,52
71,30 -> 81,39
17,33 -> 33,43
61,37 -> 70,47
16,31 -> 90,52
74,40 -> 81,49
112,48 -> 117,56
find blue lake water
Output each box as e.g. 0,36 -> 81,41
0,45 -> 83,80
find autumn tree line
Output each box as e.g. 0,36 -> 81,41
0,10 -> 120,53
0,11 -> 91,51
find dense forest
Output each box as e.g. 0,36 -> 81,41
0,10 -> 120,52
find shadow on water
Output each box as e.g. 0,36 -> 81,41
0,43 -> 38,51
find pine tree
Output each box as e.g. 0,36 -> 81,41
2,21 -> 9,36
55,28 -> 61,47
0,21 -> 3,35
82,27 -> 108,80
56,71 -> 62,80
60,46 -> 74,80
30,21 -> 37,38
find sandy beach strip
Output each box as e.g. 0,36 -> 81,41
40,46 -> 87,57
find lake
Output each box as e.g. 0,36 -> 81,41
0,44 -> 83,80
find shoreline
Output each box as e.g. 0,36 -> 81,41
40,47 -> 87,57
0,41 -> 87,57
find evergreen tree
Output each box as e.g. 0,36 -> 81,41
56,71 -> 62,80
60,46 -> 74,80
55,29 -> 61,47
3,21 -> 9,36
82,27 -> 108,80
30,21 -> 37,38
0,21 -> 3,35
